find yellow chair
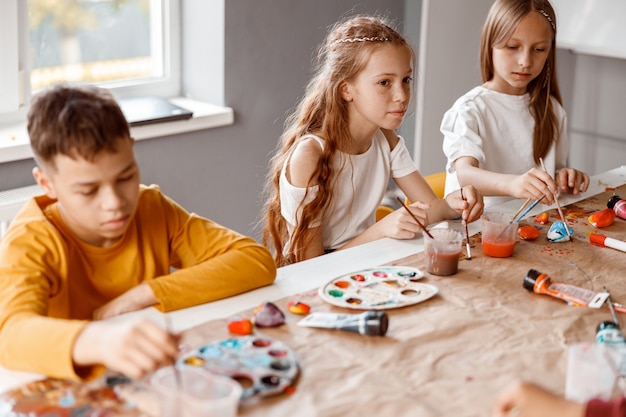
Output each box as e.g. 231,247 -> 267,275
376,171 -> 447,222
424,171 -> 446,199
375,205 -> 394,222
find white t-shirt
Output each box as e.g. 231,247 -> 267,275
441,86 -> 569,208
280,130 -> 418,251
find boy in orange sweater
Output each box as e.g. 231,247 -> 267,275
0,84 -> 276,381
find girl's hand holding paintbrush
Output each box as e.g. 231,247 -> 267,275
444,186 -> 484,224
376,199 -> 431,240
508,167 -> 560,205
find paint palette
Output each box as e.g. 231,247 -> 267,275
177,336 -> 299,401
0,375 -> 154,416
319,266 -> 438,310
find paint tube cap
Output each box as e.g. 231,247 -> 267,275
523,269 -> 541,292
596,320 -> 620,334
608,195 -> 623,209
361,311 -> 389,336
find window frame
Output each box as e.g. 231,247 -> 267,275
0,0 -> 181,122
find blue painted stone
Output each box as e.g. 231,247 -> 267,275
547,221 -> 574,242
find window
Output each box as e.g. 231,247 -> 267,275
0,0 -> 180,122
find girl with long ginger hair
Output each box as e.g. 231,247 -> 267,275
263,15 -> 483,266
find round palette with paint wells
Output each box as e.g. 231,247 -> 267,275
319,266 -> 438,310
177,336 -> 299,401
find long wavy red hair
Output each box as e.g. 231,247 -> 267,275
262,15 -> 415,266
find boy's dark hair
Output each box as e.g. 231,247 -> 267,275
27,83 -> 131,168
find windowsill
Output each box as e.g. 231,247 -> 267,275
0,98 -> 234,164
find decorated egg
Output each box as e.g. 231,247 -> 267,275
518,225 -> 540,240
546,221 -> 574,242
588,208 -> 616,228
535,212 -> 549,224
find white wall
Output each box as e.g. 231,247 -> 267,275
566,54 -> 626,175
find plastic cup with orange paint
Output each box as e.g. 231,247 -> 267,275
481,212 -> 517,258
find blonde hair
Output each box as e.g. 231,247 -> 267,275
262,15 -> 415,266
480,0 -> 562,164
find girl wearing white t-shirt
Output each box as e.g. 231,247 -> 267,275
441,0 -> 589,209
263,15 -> 483,266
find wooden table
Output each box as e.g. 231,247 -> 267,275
183,184 -> 626,417
1,166 -> 625,417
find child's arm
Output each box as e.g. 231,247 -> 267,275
336,198 -> 432,251
492,381 -> 585,417
72,318 -> 179,380
454,156 -> 557,205
395,171 -> 483,224
92,282 -> 158,320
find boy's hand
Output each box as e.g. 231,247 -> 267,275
73,318 -> 179,380
93,283 -> 157,320
556,168 -> 590,195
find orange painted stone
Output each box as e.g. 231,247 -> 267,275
535,212 -> 549,224
227,318 -> 253,335
518,225 -> 540,240
287,300 -> 311,315
588,208 -> 616,228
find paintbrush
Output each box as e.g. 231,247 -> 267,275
460,188 -> 472,260
396,196 -> 434,239
164,314 -> 183,395
511,198 -> 532,222
512,198 -> 541,223
539,158 -> 571,241
604,286 -> 621,328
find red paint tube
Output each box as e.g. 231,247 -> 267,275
523,269 -> 608,308
608,195 -> 626,220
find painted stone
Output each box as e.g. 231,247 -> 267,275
518,225 -> 540,240
253,302 -> 286,327
287,300 -> 311,315
227,318 -> 253,335
535,212 -> 550,224
588,208 -> 616,228
547,221 -> 574,242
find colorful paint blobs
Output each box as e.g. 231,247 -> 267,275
588,208 -> 616,228
535,212 -> 550,224
547,221 -> 574,242
178,336 -> 299,400
351,274 -> 365,281
518,225 -> 540,240
228,318 -> 253,335
253,302 -> 285,327
184,356 -> 207,366
287,300 -> 311,315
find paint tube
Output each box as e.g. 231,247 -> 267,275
523,269 -> 609,308
297,311 -> 388,336
608,195 -> 626,220
596,321 -> 626,382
